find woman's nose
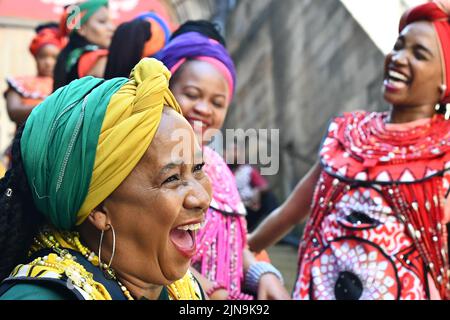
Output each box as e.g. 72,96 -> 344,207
193,100 -> 213,117
391,51 -> 408,65
184,180 -> 212,213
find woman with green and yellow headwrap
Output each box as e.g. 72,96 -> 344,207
53,0 -> 115,91
0,58 -> 212,300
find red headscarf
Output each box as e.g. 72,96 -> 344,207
29,26 -> 66,57
400,1 -> 450,103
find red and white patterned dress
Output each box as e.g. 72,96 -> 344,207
293,111 -> 450,300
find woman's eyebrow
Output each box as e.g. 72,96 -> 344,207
159,161 -> 183,175
415,44 -> 434,57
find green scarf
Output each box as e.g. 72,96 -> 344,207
21,76 -> 127,230
66,0 -> 109,33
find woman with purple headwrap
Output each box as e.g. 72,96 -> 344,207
159,22 -> 290,300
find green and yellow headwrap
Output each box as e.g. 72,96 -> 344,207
61,0 -> 108,36
21,58 -> 182,230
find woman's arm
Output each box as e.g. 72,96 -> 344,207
242,248 -> 290,300
248,162 -> 322,253
5,90 -> 36,125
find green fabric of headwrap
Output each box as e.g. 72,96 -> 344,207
67,0 -> 109,33
21,76 -> 127,230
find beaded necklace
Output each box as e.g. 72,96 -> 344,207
30,229 -> 201,300
31,229 -> 134,299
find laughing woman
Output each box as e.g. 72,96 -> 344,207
248,1 -> 450,300
0,58 -> 211,300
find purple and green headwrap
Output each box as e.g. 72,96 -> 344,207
158,31 -> 236,99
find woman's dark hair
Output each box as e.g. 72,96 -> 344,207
53,32 -> 91,91
0,126 -> 44,281
104,19 -> 152,79
35,22 -> 59,34
170,20 -> 226,48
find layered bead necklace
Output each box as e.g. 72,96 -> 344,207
31,229 -> 134,300
30,229 -> 201,300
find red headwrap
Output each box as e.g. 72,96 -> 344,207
400,1 -> 450,103
29,27 -> 66,57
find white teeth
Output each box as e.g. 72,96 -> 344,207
177,222 -> 203,231
388,70 -> 409,82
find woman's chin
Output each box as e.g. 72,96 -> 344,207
162,254 -> 192,281
383,92 -> 404,106
163,264 -> 191,283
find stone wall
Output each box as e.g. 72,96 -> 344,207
225,0 -> 389,199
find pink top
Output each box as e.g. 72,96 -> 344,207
192,146 -> 249,295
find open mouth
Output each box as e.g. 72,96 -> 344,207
169,221 -> 205,259
384,69 -> 410,90
187,118 -> 210,132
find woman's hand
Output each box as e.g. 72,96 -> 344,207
257,273 -> 291,300
209,288 -> 229,300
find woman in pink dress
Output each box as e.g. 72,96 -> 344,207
159,21 -> 289,300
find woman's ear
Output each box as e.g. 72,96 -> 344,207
87,204 -> 111,231
77,25 -> 87,38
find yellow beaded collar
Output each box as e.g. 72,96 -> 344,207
26,228 -> 202,300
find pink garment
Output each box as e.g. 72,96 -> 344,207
192,146 -> 249,295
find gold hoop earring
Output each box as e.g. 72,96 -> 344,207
98,223 -> 116,279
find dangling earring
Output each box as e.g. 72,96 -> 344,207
445,104 -> 450,120
98,223 -> 116,279
439,84 -> 448,102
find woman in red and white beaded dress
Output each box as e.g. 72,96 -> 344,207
248,1 -> 450,300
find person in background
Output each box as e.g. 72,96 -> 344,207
5,23 -> 65,127
4,22 -> 66,169
53,0 -> 114,90
104,12 -> 171,79
230,166 -> 279,233
248,0 -> 450,300
159,21 -> 290,300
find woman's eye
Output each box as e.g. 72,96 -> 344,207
414,50 -> 426,61
213,101 -> 224,109
163,174 -> 180,184
185,92 -> 198,99
193,162 -> 205,172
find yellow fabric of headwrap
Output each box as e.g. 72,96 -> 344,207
76,58 -> 182,224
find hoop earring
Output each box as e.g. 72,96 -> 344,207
446,105 -> 450,120
440,84 -> 447,101
98,223 -> 116,279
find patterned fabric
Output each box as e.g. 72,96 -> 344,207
293,111 -> 450,300
1,250 -> 203,300
6,76 -> 53,107
192,146 -> 249,296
